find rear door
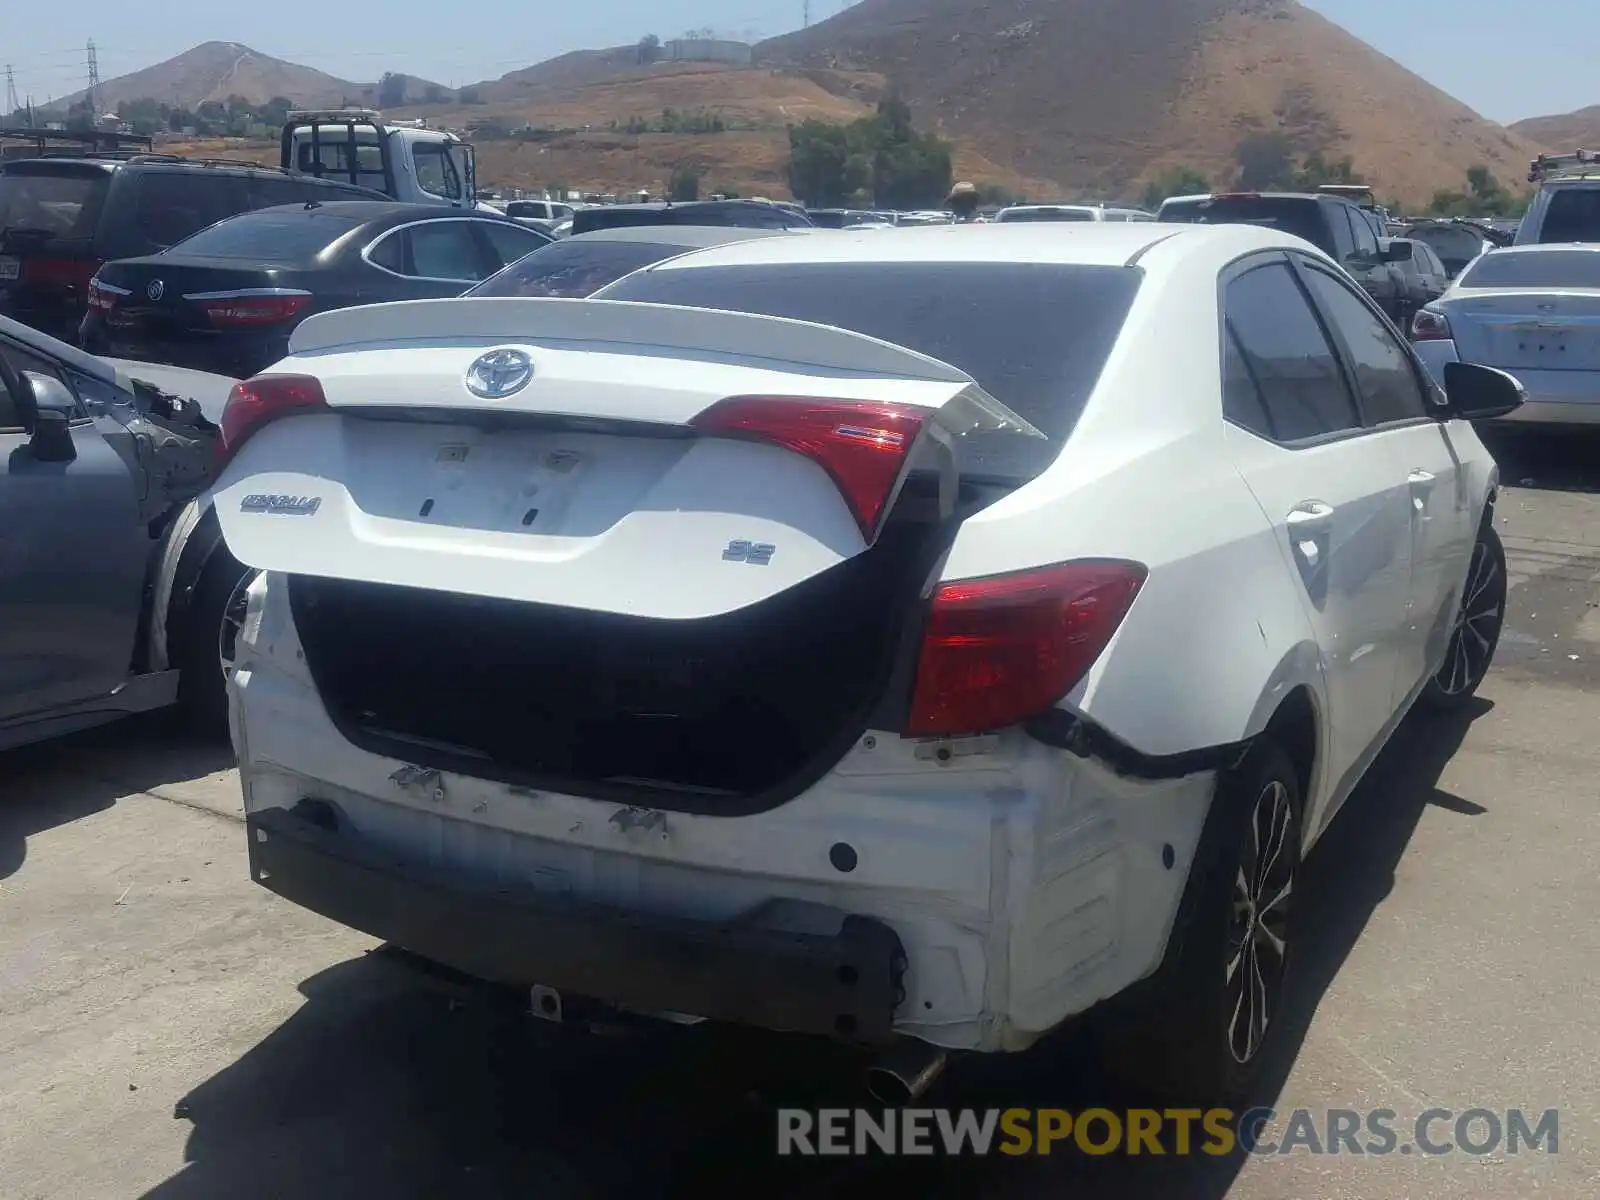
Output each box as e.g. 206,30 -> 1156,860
107,170 -> 249,259
0,337 -> 146,720
0,162 -> 113,338
1218,255 -> 1415,822
359,218 -> 500,299
1332,200 -> 1401,322
1294,255 -> 1471,702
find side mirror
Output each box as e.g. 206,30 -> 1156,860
20,371 -> 78,463
1383,241 -> 1414,263
1442,361 -> 1525,421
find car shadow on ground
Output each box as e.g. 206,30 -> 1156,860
0,714 -> 234,880
1483,428 -> 1600,495
138,701 -> 1491,1200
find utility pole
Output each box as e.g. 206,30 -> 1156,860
803,0 -> 811,26
4,65 -> 20,118
86,39 -> 101,112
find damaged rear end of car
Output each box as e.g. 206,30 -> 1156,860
216,280 -> 1213,1059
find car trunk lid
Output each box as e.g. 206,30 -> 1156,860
1443,290 -> 1600,372
212,296 -> 1043,621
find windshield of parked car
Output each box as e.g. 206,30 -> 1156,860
1159,196 -> 1326,247
1403,225 -> 1488,273
169,210 -> 368,261
1459,250 -> 1600,290
0,167 -> 108,241
598,261 -> 1143,482
466,239 -> 690,297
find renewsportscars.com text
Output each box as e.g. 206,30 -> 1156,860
776,1107 -> 1560,1158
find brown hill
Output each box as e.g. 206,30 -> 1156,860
1511,106 -> 1600,153
759,0 -> 1543,205
45,41 -> 447,114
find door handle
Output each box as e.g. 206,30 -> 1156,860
1286,502 -> 1335,534
1409,469 -> 1436,487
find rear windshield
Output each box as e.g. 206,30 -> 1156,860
466,239 -> 687,298
1159,196 -> 1326,247
597,261 -> 1143,482
1459,250 -> 1600,290
573,205 -> 807,234
1538,187 -> 1600,244
1000,208 -> 1095,222
168,210 -> 367,261
1402,226 -> 1486,269
0,167 -> 108,242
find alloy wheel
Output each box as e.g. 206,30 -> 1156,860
1438,538 -> 1503,697
1224,778 -> 1295,1065
218,571 -> 257,681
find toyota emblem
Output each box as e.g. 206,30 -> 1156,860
147,279 -> 165,301
465,348 -> 534,399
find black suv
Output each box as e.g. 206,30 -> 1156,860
1157,192 -> 1408,326
0,155 -> 384,340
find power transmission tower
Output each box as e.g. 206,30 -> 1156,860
803,0 -> 811,26
86,39 -> 101,112
4,65 -> 20,117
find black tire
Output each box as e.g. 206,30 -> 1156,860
1098,738 -> 1302,1104
175,553 -> 253,739
1419,524 -> 1506,713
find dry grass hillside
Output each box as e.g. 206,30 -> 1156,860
760,0 -> 1543,205
46,42 -> 367,112
1511,106 -> 1600,153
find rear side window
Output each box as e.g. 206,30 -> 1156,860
1539,188 -> 1600,243
1299,265 -> 1427,424
1224,261 -> 1359,442
1460,249 -> 1600,289
126,173 -> 246,254
1159,197 -> 1329,250
598,261 -> 1143,481
169,210 -> 367,261
405,221 -> 489,280
0,167 -> 108,241
467,239 -> 685,298
477,221 -> 553,268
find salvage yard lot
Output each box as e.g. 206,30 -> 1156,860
4,439 -> 1600,1199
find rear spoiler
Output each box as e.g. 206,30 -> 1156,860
290,297 -> 979,385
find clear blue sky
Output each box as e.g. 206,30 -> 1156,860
3,0 -> 1592,124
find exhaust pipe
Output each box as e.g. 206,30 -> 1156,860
864,1038 -> 948,1106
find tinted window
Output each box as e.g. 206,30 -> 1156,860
1404,225 -> 1485,273
1345,205 -> 1379,257
599,261 -> 1143,481
1539,188 -> 1600,243
1000,208 -> 1095,222
366,230 -> 404,272
477,221 -> 552,267
1328,205 -> 1355,260
1159,197 -> 1329,250
1222,325 -> 1274,439
168,210 -> 367,261
1224,262 -> 1358,441
467,239 -> 687,297
407,221 -> 486,279
1460,249 -> 1600,289
0,167 -> 108,241
129,173 -> 245,253
1299,265 -> 1425,424
412,144 -> 462,201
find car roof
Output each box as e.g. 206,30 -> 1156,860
639,221 -> 1289,271
245,200 -> 522,225
563,225 -> 803,248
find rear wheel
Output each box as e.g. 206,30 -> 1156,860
175,555 -> 252,739
1098,739 -> 1302,1103
1420,524 -> 1505,712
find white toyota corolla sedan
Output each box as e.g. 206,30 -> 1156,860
210,222 -> 1518,1103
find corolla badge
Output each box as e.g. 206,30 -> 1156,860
465,348 -> 534,399
146,279 -> 164,301
240,494 -> 321,515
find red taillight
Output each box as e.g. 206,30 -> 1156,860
21,256 -> 101,292
196,293 -> 311,327
1411,308 -> 1452,342
904,561 -> 1147,738
216,374 -> 329,469
689,395 -> 926,540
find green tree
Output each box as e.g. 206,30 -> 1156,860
669,164 -> 701,202
1293,152 -> 1362,189
785,98 -> 952,210
1141,166 -> 1209,211
1235,132 -> 1295,191
377,72 -> 409,108
638,34 -> 663,65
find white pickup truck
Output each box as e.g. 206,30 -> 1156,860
280,109 -> 498,211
